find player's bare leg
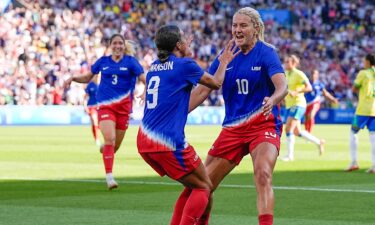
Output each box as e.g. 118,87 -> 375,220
99,120 -> 118,190
251,142 -> 278,225
197,156 -> 236,225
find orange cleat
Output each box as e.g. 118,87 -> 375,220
344,164 -> 359,172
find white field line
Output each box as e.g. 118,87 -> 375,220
1,177 -> 375,194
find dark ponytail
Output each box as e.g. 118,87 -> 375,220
155,25 -> 181,63
365,53 -> 375,66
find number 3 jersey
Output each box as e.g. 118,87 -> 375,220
137,55 -> 204,152
208,41 -> 284,128
91,55 -> 144,106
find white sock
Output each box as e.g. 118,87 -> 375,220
106,173 -> 114,182
299,130 -> 320,145
286,133 -> 295,159
369,132 -> 375,167
350,130 -> 358,165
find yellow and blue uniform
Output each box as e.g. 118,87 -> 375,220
352,68 -> 375,132
285,68 -> 310,120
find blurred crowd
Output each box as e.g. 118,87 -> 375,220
0,0 -> 374,108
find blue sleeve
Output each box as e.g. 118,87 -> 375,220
183,58 -> 204,85
91,57 -> 103,74
208,55 -> 220,75
129,57 -> 144,77
264,48 -> 284,78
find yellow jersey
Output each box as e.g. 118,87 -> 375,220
354,68 -> 375,116
285,68 -> 310,108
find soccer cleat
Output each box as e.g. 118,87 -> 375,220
366,166 -> 375,174
344,164 -> 359,172
106,178 -> 119,190
319,139 -> 325,156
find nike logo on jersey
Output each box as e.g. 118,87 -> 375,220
265,131 -> 276,139
251,66 -> 261,71
226,67 -> 233,71
103,67 -> 109,70
120,67 -> 128,71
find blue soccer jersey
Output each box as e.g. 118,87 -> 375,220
138,55 -> 204,152
305,81 -> 325,104
85,81 -> 98,106
91,55 -> 144,106
208,41 -> 284,128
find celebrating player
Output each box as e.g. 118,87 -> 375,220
137,25 -> 238,225
189,7 -> 287,225
304,69 -> 338,133
282,55 -> 325,161
65,34 -> 145,190
345,53 -> 375,173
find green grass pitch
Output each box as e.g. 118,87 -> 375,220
0,125 -> 374,225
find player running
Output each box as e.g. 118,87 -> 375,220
84,75 -> 100,146
65,34 -> 146,190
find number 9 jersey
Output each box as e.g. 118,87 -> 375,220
138,55 -> 204,153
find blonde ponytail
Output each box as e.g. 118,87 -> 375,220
124,40 -> 136,57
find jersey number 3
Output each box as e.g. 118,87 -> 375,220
147,76 -> 160,109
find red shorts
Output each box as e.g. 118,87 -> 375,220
209,113 -> 282,165
139,145 -> 202,180
306,101 -> 320,116
97,97 -> 132,130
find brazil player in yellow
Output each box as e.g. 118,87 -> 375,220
346,53 -> 375,173
282,55 -> 325,161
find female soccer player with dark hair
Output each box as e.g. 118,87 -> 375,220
346,53 -> 375,173
137,25 -> 238,225
188,7 -> 288,225
65,34 -> 145,190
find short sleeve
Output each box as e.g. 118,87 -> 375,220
263,48 -> 284,78
354,71 -> 365,88
183,58 -> 204,85
208,56 -> 220,75
129,56 -> 144,77
91,57 -> 103,74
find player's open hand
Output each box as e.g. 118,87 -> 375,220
136,89 -> 146,105
262,96 -> 275,119
218,39 -> 240,65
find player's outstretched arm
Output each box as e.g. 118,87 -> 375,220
64,72 -> 95,88
322,88 -> 338,104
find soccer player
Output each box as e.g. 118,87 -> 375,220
304,69 -> 338,133
345,53 -> 375,173
189,7 -> 287,225
137,25 -> 238,225
84,75 -> 100,146
65,34 -> 146,190
282,55 -> 325,161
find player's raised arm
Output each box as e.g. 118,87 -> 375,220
189,39 -> 239,112
64,72 -> 95,88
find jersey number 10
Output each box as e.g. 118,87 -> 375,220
147,76 -> 160,109
236,79 -> 249,94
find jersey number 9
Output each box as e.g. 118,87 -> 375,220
147,76 -> 160,109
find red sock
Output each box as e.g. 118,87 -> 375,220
102,144 -> 114,173
170,188 -> 192,225
259,214 -> 273,225
305,119 -> 311,132
180,188 -> 210,225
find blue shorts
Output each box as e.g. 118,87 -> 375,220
286,106 -> 306,121
351,115 -> 375,133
